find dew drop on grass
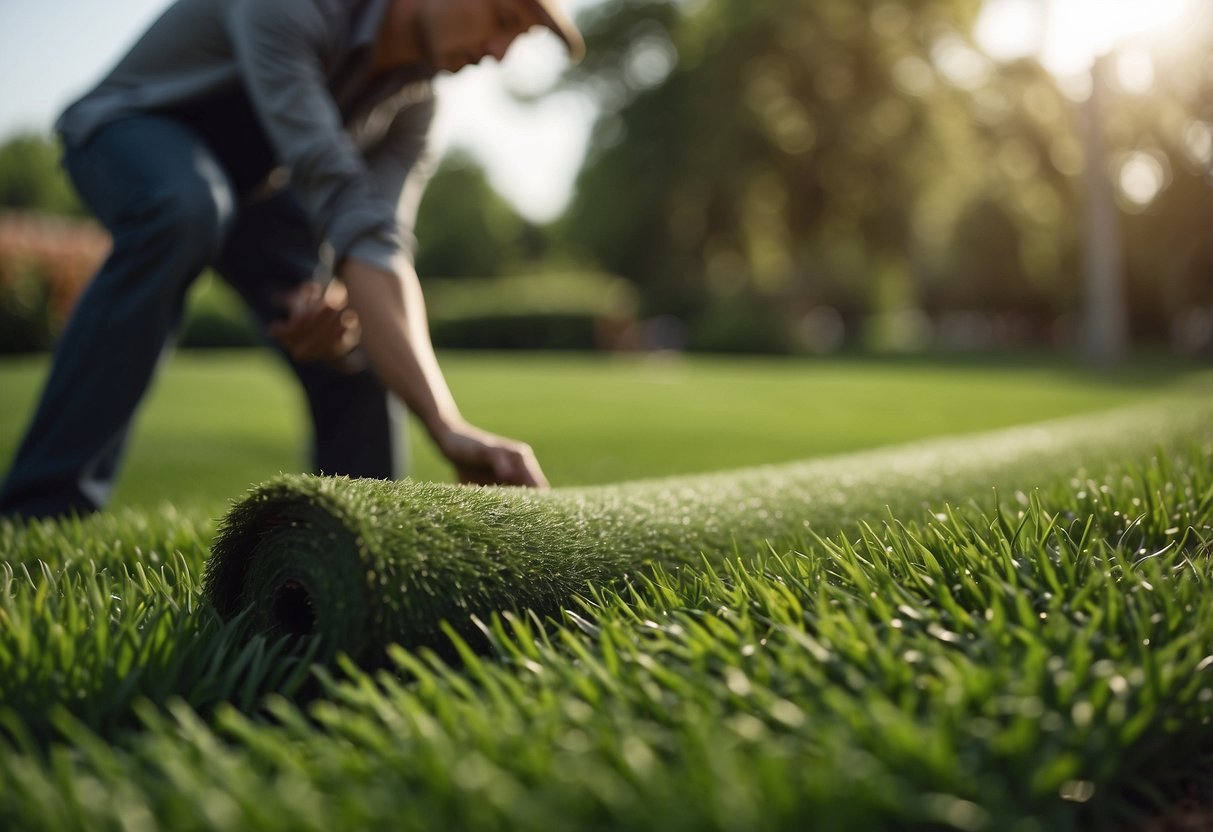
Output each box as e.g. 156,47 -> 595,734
769,699 -> 805,728
724,667 -> 752,697
557,729 -> 590,753
1059,780 -> 1095,803
923,794 -> 988,831
622,737 -> 656,774
727,713 -> 767,742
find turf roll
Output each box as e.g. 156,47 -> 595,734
205,396 -> 1213,664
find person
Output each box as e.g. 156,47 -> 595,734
0,0 -> 583,520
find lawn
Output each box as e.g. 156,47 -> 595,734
2,350 -> 1213,831
2,349 -> 1209,511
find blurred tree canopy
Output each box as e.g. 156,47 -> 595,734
556,0 -> 1213,350
5,0 -> 1213,353
413,150 -> 543,278
0,134 -> 84,217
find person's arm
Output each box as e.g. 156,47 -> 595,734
229,2 -> 544,485
341,256 -> 548,489
227,0 -> 411,269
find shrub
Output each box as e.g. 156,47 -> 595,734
0,211 -> 108,331
429,311 -> 600,350
688,295 -> 797,354
178,274 -> 262,349
423,271 -> 638,351
0,262 -> 53,353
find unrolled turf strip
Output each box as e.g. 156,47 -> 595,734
205,396 -> 1213,664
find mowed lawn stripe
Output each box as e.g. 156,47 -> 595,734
2,351 -> 1210,510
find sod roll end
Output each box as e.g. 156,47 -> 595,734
206,476 -> 610,663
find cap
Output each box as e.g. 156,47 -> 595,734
526,0 -> 585,62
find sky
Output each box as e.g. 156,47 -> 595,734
0,0 -> 1204,222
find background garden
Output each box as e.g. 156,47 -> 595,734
3,0 -> 1213,361
4,0 -> 1213,829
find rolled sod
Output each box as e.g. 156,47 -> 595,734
205,396 -> 1213,664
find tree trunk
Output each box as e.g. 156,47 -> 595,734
1080,54 -> 1128,368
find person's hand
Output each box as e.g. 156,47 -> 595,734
432,420 -> 549,488
270,281 -> 361,365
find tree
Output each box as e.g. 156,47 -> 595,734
413,151 -> 535,278
558,0 -> 979,319
0,133 -> 84,217
556,0 -> 1213,351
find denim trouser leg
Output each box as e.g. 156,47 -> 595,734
0,116 -> 235,518
213,192 -> 406,480
0,115 -> 405,521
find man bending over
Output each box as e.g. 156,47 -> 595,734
0,0 -> 583,519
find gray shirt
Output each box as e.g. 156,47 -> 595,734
57,0 -> 437,273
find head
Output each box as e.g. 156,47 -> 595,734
404,0 -> 583,74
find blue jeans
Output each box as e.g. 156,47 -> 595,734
0,115 -> 404,519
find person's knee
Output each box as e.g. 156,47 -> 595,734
147,176 -> 234,258
92,174 -> 235,321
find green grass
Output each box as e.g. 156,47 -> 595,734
3,432 -> 1213,830
3,352 -> 1213,830
2,350 -> 1211,511
205,397 -> 1213,668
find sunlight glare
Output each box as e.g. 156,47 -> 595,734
973,0 -> 1040,62
1041,0 -> 1195,77
1182,121 -> 1213,167
1117,151 -> 1166,207
1113,47 -> 1154,94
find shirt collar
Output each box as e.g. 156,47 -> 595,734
347,0 -> 437,81
350,0 -> 393,50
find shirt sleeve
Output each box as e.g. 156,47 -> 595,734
353,95 -> 438,273
226,0 -> 410,271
